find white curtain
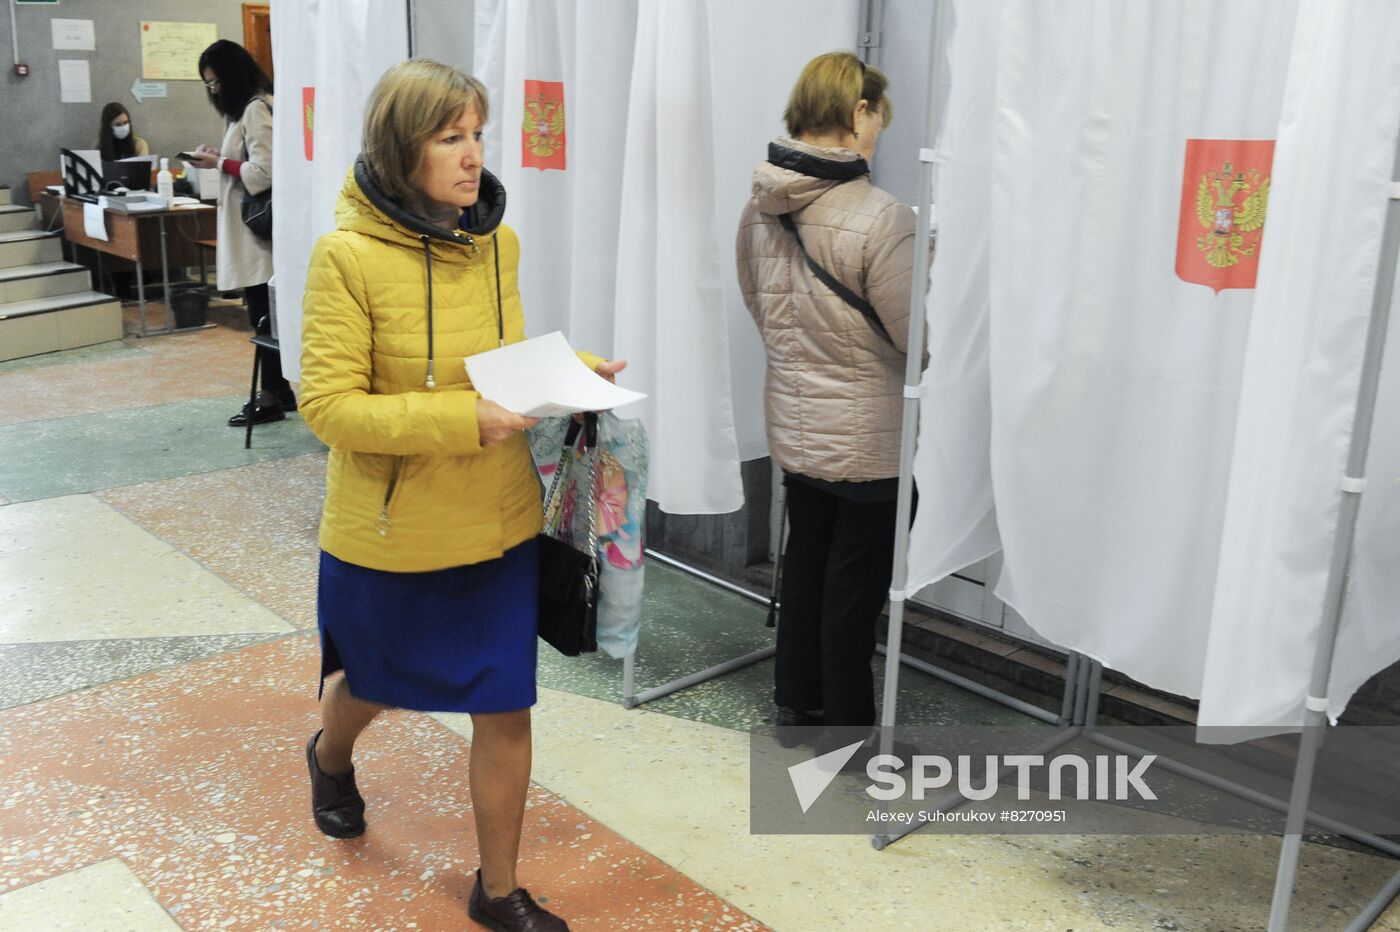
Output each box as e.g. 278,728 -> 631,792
909,0 -> 1400,730
475,0 -> 858,513
270,1 -> 411,384
903,0 -> 1003,586
611,0 -> 743,513
474,0 -> 637,352
1199,0 -> 1400,730
707,0 -> 862,462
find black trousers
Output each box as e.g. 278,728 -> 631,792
245,283 -> 290,398
773,474 -> 900,728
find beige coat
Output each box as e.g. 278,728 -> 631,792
736,137 -> 918,482
215,93 -> 273,291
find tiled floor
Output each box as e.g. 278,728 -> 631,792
1,317 -> 1398,930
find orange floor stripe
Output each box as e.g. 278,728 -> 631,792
0,635 -> 766,930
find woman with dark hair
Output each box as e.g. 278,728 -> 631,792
95,102 -> 149,162
186,39 -> 294,425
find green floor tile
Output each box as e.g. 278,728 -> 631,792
0,339 -> 144,374
537,562 -> 1040,732
0,394 -> 325,502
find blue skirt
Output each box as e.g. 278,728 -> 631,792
316,539 -> 538,713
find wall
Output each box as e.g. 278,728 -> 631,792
867,0 -> 943,205
411,0 -> 473,71
0,0 -> 248,205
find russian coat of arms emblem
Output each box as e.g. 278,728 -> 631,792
1175,139 -> 1275,292
521,80 -> 566,171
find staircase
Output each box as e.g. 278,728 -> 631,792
0,184 -> 122,362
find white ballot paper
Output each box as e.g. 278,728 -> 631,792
83,200 -> 109,242
465,331 -> 645,417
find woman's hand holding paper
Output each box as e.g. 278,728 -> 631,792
477,398 -> 538,447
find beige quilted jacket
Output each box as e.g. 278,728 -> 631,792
736,136 -> 919,482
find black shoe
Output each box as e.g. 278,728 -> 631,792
468,869 -> 568,931
228,401 -> 285,427
306,730 -> 366,839
774,706 -> 824,749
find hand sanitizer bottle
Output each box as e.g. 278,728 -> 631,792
156,158 -> 174,201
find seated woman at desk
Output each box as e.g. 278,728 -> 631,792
96,103 -> 149,161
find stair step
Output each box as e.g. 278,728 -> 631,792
0,205 -> 36,235
0,185 -> 10,207
0,290 -> 117,320
0,231 -> 62,267
0,260 -> 85,283
0,229 -> 58,243
0,263 -> 91,303
0,298 -> 122,362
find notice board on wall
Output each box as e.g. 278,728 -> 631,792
140,21 -> 218,81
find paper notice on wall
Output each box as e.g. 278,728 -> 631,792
58,59 -> 91,103
83,201 -> 109,242
140,21 -> 218,81
51,19 -> 96,51
465,331 -> 646,417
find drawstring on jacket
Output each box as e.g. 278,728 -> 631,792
420,235 -> 436,389
421,228 -> 504,387
493,236 -> 503,347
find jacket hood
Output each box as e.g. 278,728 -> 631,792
336,157 -> 510,391
749,136 -> 869,216
336,156 -> 507,254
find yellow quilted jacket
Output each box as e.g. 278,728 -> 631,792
301,161 -> 600,572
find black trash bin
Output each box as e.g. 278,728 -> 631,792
169,283 -> 210,329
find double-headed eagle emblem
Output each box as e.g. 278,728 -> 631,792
1194,161 -> 1270,269
523,93 -> 566,159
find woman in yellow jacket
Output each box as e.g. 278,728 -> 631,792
299,60 -> 621,932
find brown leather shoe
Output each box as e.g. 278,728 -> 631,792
468,869 -> 568,931
306,730 -> 366,839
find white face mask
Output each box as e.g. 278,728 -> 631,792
112,123 -> 131,140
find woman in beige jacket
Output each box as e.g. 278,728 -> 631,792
736,51 -> 917,741
187,40 -> 292,427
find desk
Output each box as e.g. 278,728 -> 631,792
58,197 -> 216,337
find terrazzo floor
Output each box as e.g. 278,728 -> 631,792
1,318 -> 1398,930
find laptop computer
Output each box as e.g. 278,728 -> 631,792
101,159 -> 152,193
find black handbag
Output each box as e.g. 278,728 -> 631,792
536,413 -> 600,656
241,187 -> 272,241
239,98 -> 273,241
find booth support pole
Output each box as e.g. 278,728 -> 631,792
875,643 -> 1062,725
876,0 -> 944,750
633,547 -> 1055,717
1266,136 -> 1400,932
857,0 -> 885,67
1347,869 -> 1400,932
1060,652 -> 1082,725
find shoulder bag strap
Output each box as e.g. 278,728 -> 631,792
777,212 -> 893,346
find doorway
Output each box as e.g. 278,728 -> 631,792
243,4 -> 273,80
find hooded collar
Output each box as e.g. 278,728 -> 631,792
749,136 -> 870,218
338,158 -> 510,391
350,156 -> 507,246
766,137 -> 869,181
